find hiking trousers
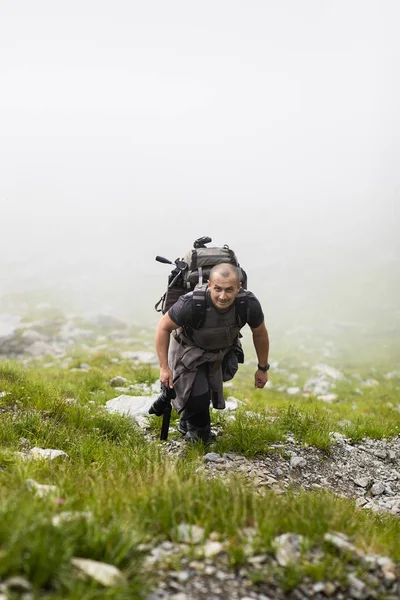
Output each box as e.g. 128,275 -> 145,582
180,363 -> 211,428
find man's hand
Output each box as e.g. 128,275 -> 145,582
254,369 -> 268,389
160,367 -> 174,389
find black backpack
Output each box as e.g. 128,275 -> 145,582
154,236 -> 248,326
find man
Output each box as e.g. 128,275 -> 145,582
155,263 -> 270,442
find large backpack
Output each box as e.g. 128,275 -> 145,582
154,236 -> 248,321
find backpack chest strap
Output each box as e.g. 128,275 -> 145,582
188,287 -> 248,331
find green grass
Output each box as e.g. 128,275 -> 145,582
0,341 -> 399,598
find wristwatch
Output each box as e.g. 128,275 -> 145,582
257,363 -> 270,372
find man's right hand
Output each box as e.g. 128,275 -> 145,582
160,367 -> 174,389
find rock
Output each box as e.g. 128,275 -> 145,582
71,557 -> 125,587
347,573 -> 366,599
4,576 -> 32,592
370,482 -> 385,496
362,379 -> 379,387
52,511 -> 93,527
273,533 -> 305,566
324,532 -> 356,554
225,396 -> 244,411
354,477 -> 371,488
317,393 -> 338,403
373,449 -> 387,459
176,524 -> 205,544
110,376 -> 128,387
286,387 -> 301,395
29,447 -> 69,461
303,377 -> 332,396
106,394 -> 157,417
312,364 -> 345,380
290,456 -> 306,469
203,540 -> 223,558
379,558 -> 397,582
204,453 -> 222,463
130,351 -> 158,365
338,419 -> 352,427
25,479 -> 58,498
323,581 -> 337,596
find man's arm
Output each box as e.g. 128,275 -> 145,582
251,321 -> 270,389
155,313 -> 179,388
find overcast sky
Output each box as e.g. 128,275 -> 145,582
0,1 -> 399,321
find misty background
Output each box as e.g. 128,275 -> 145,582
1,1 -> 399,335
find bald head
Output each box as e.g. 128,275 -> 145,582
209,263 -> 241,286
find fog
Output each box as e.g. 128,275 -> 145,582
1,1 -> 399,330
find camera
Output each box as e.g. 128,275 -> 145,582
148,384 -> 176,416
193,236 -> 212,249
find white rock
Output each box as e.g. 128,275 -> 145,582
28,448 -> 69,461
313,364 -> 345,380
52,511 -> 93,527
324,532 -> 356,553
317,393 -> 338,403
225,396 -> 244,411
204,453 -> 222,463
286,387 -> 301,395
25,479 -> 58,498
273,533 -> 305,566
106,394 -> 157,417
71,557 -> 125,587
354,477 -> 370,488
203,540 -> 223,558
131,351 -> 158,365
290,456 -> 306,469
362,379 -> 379,387
303,377 -> 331,396
110,376 -> 127,387
176,523 -> 205,544
371,482 -> 385,496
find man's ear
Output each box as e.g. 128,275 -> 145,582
207,280 -> 212,288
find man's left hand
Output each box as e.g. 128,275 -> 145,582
254,369 -> 268,388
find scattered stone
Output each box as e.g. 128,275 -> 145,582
203,540 -> 223,558
106,394 -> 157,418
110,376 -> 128,387
354,477 -> 371,488
287,386 -> 301,395
28,447 -> 69,461
176,524 -> 205,544
318,393 -> 338,403
324,532 -> 356,554
25,479 -> 58,498
370,482 -> 385,496
347,573 -> 366,598
71,557 -> 125,587
4,576 -> 32,593
203,453 -> 222,463
273,533 -> 305,566
52,511 -> 93,527
225,396 -> 244,411
313,364 -> 345,380
290,456 -> 306,469
130,351 -> 158,365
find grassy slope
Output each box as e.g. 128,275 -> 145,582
1,339 -> 400,598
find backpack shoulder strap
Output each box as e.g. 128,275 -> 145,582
234,289 -> 248,328
189,284 -> 208,329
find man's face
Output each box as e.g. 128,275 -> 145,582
208,273 -> 241,312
